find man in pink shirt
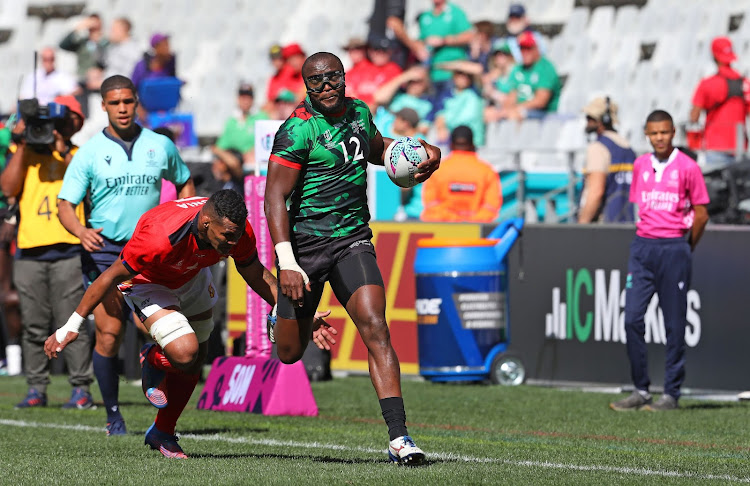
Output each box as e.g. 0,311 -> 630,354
690,36 -> 750,170
610,110 -> 709,412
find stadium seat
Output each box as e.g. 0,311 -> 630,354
0,0 -> 28,29
586,6 -> 615,40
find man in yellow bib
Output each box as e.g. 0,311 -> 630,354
0,96 -> 94,409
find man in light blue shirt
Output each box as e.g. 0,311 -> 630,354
57,75 -> 194,436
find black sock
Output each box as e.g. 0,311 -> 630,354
379,397 -> 408,441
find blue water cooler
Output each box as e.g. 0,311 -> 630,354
414,218 -> 524,384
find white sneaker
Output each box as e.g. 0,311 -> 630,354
388,435 -> 425,465
738,391 -> 750,401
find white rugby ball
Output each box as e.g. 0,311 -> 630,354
383,136 -> 428,188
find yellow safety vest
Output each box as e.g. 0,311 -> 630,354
12,144 -> 85,249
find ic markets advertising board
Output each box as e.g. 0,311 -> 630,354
504,223 -> 750,391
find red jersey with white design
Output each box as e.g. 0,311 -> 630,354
629,149 -> 710,239
120,197 -> 258,289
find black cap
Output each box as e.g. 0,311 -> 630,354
238,83 -> 254,96
450,125 -> 474,145
368,34 -> 393,50
509,3 -> 526,18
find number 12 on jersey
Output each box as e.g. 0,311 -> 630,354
339,136 -> 364,162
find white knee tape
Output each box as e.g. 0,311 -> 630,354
191,318 -> 214,343
150,312 -> 194,348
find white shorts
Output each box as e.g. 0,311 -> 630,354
122,267 -> 218,322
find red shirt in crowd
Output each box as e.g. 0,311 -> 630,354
692,65 -> 750,152
120,197 -> 258,289
345,60 -> 402,107
267,64 -> 304,103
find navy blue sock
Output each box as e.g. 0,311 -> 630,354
93,350 -> 122,422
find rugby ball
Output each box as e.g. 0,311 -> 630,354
384,136 -> 428,188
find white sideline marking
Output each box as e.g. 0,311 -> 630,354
1,419 -> 748,482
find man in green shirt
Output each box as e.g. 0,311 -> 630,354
417,0 -> 473,97
265,52 -> 441,465
502,31 -> 560,121
214,83 -> 269,170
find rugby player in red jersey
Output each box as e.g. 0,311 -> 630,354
44,189 -> 335,458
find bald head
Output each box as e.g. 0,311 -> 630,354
301,52 -> 344,78
40,47 -> 56,73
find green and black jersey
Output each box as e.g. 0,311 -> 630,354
270,96 -> 378,237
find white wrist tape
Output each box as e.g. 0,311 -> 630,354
275,241 -> 309,284
56,312 -> 85,343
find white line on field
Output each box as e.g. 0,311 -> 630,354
1,419 -> 748,483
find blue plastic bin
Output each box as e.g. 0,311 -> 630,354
414,218 -> 524,384
138,77 -> 183,112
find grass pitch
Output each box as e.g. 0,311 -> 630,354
1,373 -> 749,485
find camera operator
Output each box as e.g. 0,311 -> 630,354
0,96 -> 95,409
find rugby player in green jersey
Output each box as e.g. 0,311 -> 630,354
265,52 -> 440,465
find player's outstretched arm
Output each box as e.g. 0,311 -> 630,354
44,258 -> 135,359
237,258 -> 277,308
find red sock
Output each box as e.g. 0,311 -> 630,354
147,345 -> 179,373
154,371 -> 199,435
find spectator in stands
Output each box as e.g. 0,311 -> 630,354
422,125 -> 501,222
577,97 -> 636,223
433,62 -> 485,146
689,36 -> 750,171
271,89 -> 299,120
483,39 -> 515,121
266,43 -> 306,104
343,36 -> 368,69
348,35 -> 403,109
103,17 -> 141,80
391,108 -> 425,221
503,3 -> 547,64
131,33 -> 177,91
214,82 -> 269,171
369,0 -> 426,68
496,31 -> 560,121
0,96 -> 95,410
269,43 -> 284,73
417,0 -> 474,102
373,65 -> 434,136
19,47 -> 80,104
59,13 -> 108,111
343,37 -> 371,95
610,110 -> 709,412
209,149 -> 244,196
469,21 -> 496,72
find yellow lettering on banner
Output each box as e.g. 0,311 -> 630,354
225,222 -> 481,373
327,222 -> 481,374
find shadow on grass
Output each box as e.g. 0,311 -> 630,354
189,451 -> 434,467
180,427 -> 271,435
681,402 -> 740,410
